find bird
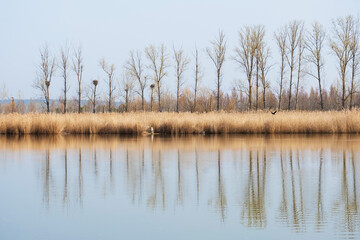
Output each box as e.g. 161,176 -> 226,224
141,126 -> 155,136
270,110 -> 277,115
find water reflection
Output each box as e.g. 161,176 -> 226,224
1,135 -> 360,239
241,149 -> 267,228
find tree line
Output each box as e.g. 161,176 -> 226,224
2,15 -> 360,114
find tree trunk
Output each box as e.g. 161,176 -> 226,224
217,69 -> 220,111
350,56 -> 356,110
278,63 -> 284,110
93,86 -> 97,113
256,59 -> 259,110
141,89 -> 145,111
157,84 -> 161,112
317,63 -> 324,110
150,89 -> 154,112
288,65 -> 293,110
263,88 -> 266,109
193,86 -> 197,113
108,75 -> 112,112
176,76 -> 180,112
125,90 -> 129,112
78,83 -> 81,113
248,72 -> 252,110
46,89 -> 50,113
64,78 -> 67,114
342,69 -> 346,109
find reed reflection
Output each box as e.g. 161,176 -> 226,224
24,135 -> 360,237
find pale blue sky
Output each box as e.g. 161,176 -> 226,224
0,0 -> 359,99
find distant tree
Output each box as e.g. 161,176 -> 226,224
295,26 -> 305,110
286,20 -> 303,110
207,30 -> 226,111
72,46 -> 84,113
253,25 -> 265,110
258,42 -> 271,109
150,83 -> 155,111
100,58 -> 116,112
121,72 -> 134,112
59,44 -> 70,113
349,18 -> 360,109
33,45 -> 56,113
87,79 -> 99,113
330,15 -> 356,109
145,44 -> 168,112
233,26 -> 257,109
305,22 -> 326,110
192,47 -> 202,112
275,27 -> 287,110
125,50 -> 147,111
173,46 -> 189,112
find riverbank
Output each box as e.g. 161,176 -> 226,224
0,111 -> 360,135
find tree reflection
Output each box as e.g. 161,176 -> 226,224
42,148 -> 51,208
241,149 -> 267,228
34,135 -> 360,237
78,148 -> 83,205
195,148 -> 200,205
316,149 -> 325,232
63,148 -> 68,207
338,150 -> 359,234
177,149 -> 183,205
147,149 -> 166,211
215,150 -> 227,221
279,149 -> 306,232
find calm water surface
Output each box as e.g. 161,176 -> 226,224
0,135 -> 359,240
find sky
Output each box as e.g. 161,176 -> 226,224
0,0 -> 359,99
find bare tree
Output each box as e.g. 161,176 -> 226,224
330,15 -> 355,109
305,22 -> 326,110
145,44 -> 168,112
87,79 -> 98,113
295,28 -> 305,110
59,45 -> 70,113
286,20 -> 303,110
125,50 -> 147,111
100,58 -> 116,112
150,83 -> 155,111
173,46 -> 190,112
349,19 -> 360,109
121,72 -> 135,112
233,26 -> 257,109
275,27 -> 287,110
258,44 -> 271,109
254,26 -> 266,110
72,46 -> 84,113
207,30 -> 226,111
34,45 -> 56,113
193,47 -> 202,112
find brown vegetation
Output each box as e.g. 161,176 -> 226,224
0,111 -> 360,135
1,134 -> 360,151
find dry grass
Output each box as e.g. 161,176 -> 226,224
0,111 -> 360,135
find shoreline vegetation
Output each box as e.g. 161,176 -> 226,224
1,134 -> 359,151
0,111 -> 360,135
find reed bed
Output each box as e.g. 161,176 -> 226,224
0,111 -> 360,135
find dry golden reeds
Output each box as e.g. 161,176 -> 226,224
0,111 -> 359,135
